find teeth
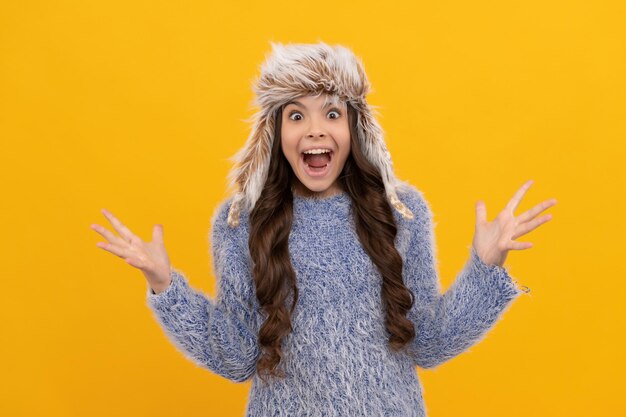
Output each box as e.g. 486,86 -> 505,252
303,148 -> 331,154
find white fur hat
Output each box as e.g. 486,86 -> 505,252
225,41 -> 414,227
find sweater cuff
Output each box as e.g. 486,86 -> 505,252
146,268 -> 193,311
469,246 -> 532,297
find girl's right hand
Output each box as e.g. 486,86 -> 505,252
90,208 -> 172,294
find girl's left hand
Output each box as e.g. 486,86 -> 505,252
472,179 -> 557,267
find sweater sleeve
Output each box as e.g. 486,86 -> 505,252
145,199 -> 261,382
400,187 -> 531,370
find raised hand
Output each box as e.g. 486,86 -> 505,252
90,209 -> 172,293
472,179 -> 557,267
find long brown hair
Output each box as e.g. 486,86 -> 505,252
248,102 -> 415,385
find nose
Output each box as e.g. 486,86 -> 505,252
304,112 -> 329,139
306,131 -> 326,139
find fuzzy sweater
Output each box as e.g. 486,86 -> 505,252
146,182 -> 529,416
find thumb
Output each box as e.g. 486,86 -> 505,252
152,224 -> 164,244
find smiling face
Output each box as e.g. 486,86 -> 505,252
280,93 -> 351,198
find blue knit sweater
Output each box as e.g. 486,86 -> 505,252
146,182 -> 528,416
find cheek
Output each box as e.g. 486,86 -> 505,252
280,129 -> 299,159
338,147 -> 351,166
335,130 -> 351,161
333,144 -> 351,170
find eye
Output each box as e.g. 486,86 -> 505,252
288,111 -> 302,121
328,109 -> 342,119
287,108 -> 342,121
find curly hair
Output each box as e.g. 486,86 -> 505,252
248,102 -> 416,386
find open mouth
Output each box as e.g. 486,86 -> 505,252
300,149 -> 333,177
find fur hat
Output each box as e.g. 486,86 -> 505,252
225,41 -> 414,227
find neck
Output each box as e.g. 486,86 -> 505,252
292,180 -> 344,199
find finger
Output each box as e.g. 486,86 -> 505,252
90,223 -> 130,248
505,179 -> 534,214
517,198 -> 557,224
95,241 -> 132,259
100,208 -> 137,243
512,214 -> 553,239
475,201 -> 487,224
152,224 -> 164,245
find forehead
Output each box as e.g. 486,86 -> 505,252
284,93 -> 345,109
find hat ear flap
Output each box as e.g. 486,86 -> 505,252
355,102 -> 414,220
226,110 -> 276,227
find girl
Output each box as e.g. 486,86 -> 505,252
91,41 -> 556,416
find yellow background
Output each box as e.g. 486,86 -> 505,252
1,0 -> 624,416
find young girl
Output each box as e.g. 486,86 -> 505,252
91,41 -> 556,416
